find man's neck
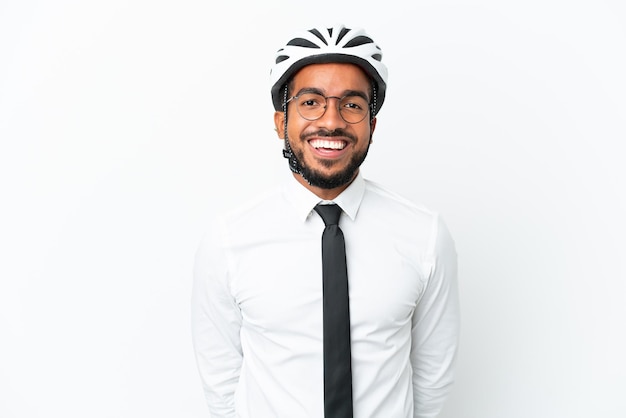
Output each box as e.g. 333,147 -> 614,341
291,171 -> 358,201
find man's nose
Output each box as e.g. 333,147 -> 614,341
317,97 -> 347,128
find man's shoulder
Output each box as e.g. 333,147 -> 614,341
361,178 -> 454,256
362,178 -> 437,220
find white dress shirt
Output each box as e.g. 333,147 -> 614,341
191,172 -> 460,418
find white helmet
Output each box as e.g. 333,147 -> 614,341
270,24 -> 388,116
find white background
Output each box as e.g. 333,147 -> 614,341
1,0 -> 625,417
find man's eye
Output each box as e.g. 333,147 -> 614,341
302,99 -> 318,107
344,102 -> 362,110
342,98 -> 367,112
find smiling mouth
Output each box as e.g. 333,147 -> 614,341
309,138 -> 347,150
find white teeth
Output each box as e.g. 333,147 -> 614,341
310,139 -> 345,150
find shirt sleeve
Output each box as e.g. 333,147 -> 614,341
191,221 -> 242,417
410,215 -> 460,418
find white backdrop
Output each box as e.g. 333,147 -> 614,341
1,1 -> 625,417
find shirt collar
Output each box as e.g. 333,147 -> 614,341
282,171 -> 365,223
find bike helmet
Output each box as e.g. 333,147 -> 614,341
270,24 -> 388,116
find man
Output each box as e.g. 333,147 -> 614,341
192,24 -> 460,418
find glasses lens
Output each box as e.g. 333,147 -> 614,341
339,95 -> 369,123
295,93 -> 326,120
294,93 -> 369,123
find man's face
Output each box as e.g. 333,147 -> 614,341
274,63 -> 376,194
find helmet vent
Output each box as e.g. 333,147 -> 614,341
287,38 -> 321,48
336,27 -> 350,44
276,55 -> 289,64
372,53 -> 382,62
344,36 -> 374,48
308,29 -> 328,45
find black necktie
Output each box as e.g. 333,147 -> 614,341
314,204 -> 353,418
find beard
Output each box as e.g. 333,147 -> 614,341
288,128 -> 371,190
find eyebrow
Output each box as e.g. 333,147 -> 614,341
294,87 -> 370,102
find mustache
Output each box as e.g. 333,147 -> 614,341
301,128 -> 357,142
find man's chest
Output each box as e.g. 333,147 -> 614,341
228,232 -> 429,339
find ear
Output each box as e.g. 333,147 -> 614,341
274,111 -> 285,139
369,117 -> 377,143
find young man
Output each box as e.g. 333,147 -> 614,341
192,24 -> 460,418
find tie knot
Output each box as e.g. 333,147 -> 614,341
314,204 -> 342,226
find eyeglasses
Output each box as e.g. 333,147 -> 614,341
285,92 -> 370,124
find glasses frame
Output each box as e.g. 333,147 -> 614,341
285,92 -> 371,124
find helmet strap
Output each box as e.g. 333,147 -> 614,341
281,84 -> 303,175
370,82 -> 377,122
